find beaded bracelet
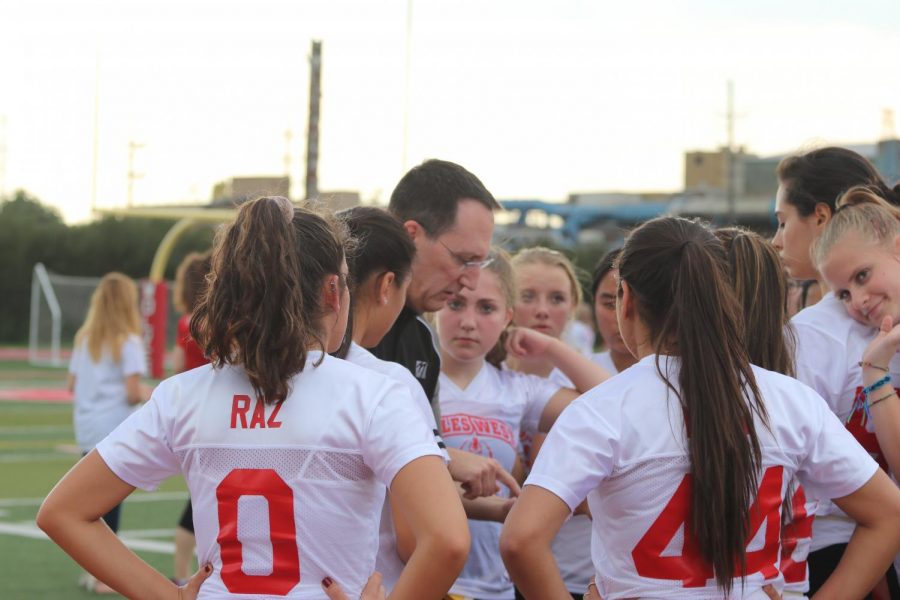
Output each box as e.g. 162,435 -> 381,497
858,361 -> 890,373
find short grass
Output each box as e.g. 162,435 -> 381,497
0,359 -> 189,599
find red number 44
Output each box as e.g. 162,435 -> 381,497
632,466 -> 784,587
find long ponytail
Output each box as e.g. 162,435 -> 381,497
618,217 -> 768,592
192,196 -> 348,404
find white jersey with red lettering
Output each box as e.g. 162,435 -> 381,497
343,342 -> 448,592
792,293 -> 896,551
439,362 -> 561,600
526,354 -> 878,600
96,352 -> 443,599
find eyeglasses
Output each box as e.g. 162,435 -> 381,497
438,239 -> 494,270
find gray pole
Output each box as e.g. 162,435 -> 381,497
726,80 -> 736,224
306,40 -> 322,201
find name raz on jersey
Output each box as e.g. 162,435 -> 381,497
230,395 -> 283,429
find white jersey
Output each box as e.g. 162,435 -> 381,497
792,293 -> 895,550
439,362 -> 560,600
526,354 -> 878,600
591,350 -> 618,376
96,352 -> 442,600
552,352 -> 618,594
69,334 -> 147,452
343,342 -> 448,592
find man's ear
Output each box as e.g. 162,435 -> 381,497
404,220 -> 422,241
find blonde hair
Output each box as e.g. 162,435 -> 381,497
511,246 -> 582,309
75,272 -> 143,363
813,185 -> 900,267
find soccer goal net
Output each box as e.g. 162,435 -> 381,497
28,263 -> 102,367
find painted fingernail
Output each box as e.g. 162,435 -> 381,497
204,564 -> 212,574
322,577 -> 334,588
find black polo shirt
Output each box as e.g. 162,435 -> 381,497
368,305 -> 441,410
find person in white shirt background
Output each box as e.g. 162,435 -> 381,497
38,196 -> 470,600
507,245 -> 599,599
435,249 -> 608,600
65,271 -> 150,594
772,147 -> 900,597
500,215 -> 900,600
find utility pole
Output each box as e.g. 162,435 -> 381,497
284,129 -> 293,198
725,80 -> 736,225
883,108 -> 896,140
127,140 -> 144,208
0,115 -> 7,198
402,0 -> 413,172
305,40 -> 322,201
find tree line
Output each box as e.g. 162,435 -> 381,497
0,191 -> 216,343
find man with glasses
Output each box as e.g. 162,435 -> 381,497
369,159 -> 519,498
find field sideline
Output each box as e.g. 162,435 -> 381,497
0,357 -> 189,599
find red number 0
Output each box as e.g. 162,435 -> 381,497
216,469 -> 300,595
632,465 -> 783,587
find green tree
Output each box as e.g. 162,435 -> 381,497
0,191 -> 68,342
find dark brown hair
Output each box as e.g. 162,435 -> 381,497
191,197 -> 348,404
332,206 -> 416,359
777,146 -> 900,216
390,159 -> 500,236
617,217 -> 768,592
173,251 -> 212,314
716,227 -> 795,377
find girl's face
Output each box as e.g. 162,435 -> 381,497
772,184 -> 826,280
513,263 -> 575,339
593,269 -> 630,355
436,270 -> 512,364
819,232 -> 900,328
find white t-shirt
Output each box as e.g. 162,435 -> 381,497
591,350 -> 618,376
527,354 -> 878,600
69,334 -> 147,452
563,320 -> 596,357
343,342 -> 448,592
439,362 -> 560,600
792,293 -> 896,551
96,352 -> 442,600
550,353 -> 616,594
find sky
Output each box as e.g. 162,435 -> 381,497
0,0 -> 898,223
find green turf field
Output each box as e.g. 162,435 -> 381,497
0,359 -> 189,599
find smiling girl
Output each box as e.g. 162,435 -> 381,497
772,147 -> 900,595
436,249 -> 607,600
815,186 -> 900,475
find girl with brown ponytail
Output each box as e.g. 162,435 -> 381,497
501,216 -> 900,599
37,196 -> 470,600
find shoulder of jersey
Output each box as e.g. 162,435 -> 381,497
574,358 -> 655,406
791,294 -> 870,340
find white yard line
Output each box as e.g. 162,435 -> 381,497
0,491 -> 188,507
0,521 -> 176,554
